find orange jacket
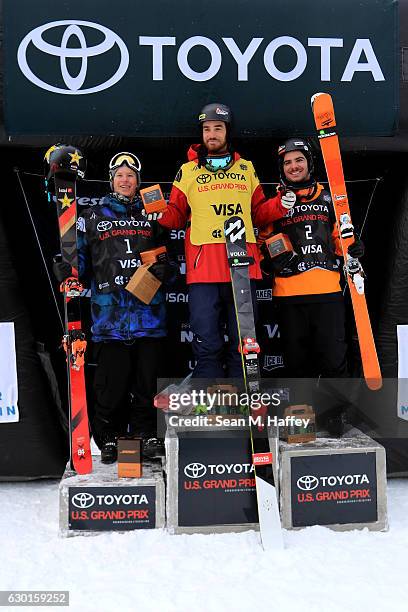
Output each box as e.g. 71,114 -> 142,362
258,184 -> 343,298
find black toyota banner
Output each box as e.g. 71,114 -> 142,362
291,452 -> 378,527
178,434 -> 258,526
3,0 -> 397,137
68,486 -> 156,530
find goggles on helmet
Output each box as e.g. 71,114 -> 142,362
109,152 -> 141,176
204,154 -> 233,173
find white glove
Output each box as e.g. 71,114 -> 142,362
141,209 -> 163,221
281,190 -> 296,210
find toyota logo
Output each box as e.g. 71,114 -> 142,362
196,174 -> 212,184
17,20 -> 129,95
297,475 -> 319,491
72,492 -> 95,508
97,220 -> 112,231
184,463 -> 207,478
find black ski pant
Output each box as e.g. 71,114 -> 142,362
91,338 -> 163,446
276,300 -> 348,378
275,299 -> 349,416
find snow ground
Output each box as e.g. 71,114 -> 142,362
0,479 -> 407,612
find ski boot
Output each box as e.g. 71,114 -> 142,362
101,434 -> 118,464
143,437 -> 165,460
324,411 -> 348,438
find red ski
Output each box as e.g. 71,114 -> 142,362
311,93 -> 382,391
45,145 -> 92,474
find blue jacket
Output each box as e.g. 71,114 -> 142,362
77,194 -> 173,342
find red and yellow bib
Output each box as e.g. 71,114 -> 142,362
174,158 -> 258,245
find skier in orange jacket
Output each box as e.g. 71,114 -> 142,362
259,138 -> 364,435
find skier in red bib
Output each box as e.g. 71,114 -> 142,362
259,138 -> 364,435
155,103 -> 293,379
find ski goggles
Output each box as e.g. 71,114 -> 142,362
204,154 -> 233,173
109,152 -> 142,175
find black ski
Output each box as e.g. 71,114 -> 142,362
224,216 -> 283,550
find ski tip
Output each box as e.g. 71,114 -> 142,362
154,393 -> 170,410
261,537 -> 285,552
72,455 -> 93,475
366,377 -> 383,391
311,92 -> 336,130
311,92 -> 325,107
73,463 -> 93,475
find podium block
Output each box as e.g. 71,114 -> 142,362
280,428 -> 388,531
59,458 -> 165,537
165,426 -> 261,535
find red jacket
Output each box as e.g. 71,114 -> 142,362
159,145 -> 287,284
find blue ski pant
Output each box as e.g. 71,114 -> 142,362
188,282 -> 257,379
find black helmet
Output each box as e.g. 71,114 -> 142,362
108,151 -> 141,189
44,144 -> 86,181
198,103 -> 232,124
278,138 -> 315,188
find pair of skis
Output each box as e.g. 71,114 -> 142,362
46,147 -> 92,474
311,93 -> 382,391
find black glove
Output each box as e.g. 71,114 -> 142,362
260,255 -> 274,276
260,246 -> 298,277
149,259 -> 175,284
52,258 -> 73,283
271,250 -> 299,275
347,237 -> 364,259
